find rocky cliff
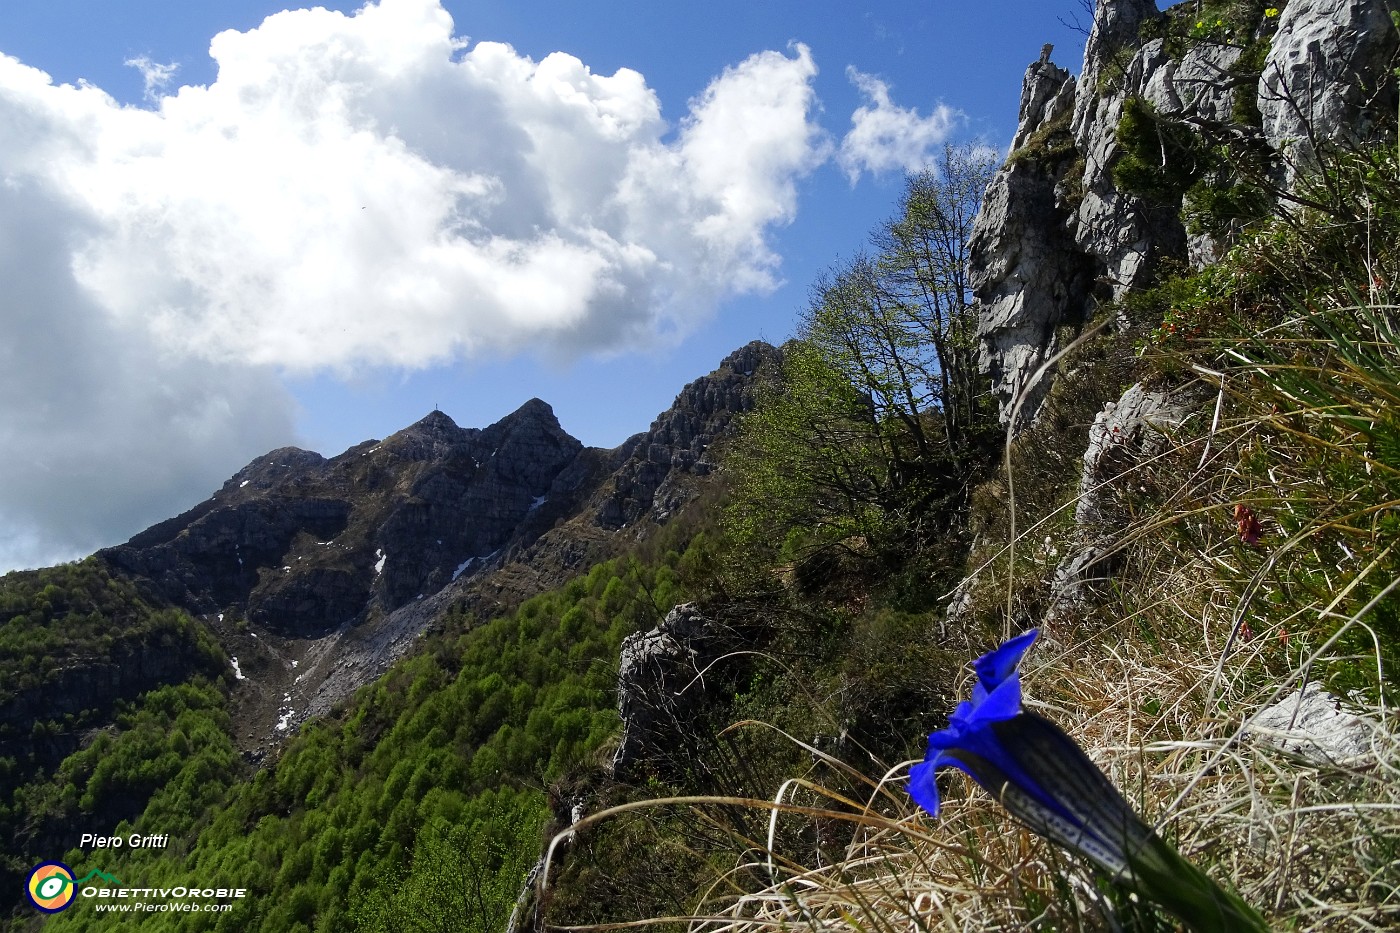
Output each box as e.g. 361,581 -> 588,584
972,0 -> 1399,424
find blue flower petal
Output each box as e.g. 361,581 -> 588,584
943,698 -> 978,734
910,749 -> 986,818
974,672 -> 1024,721
911,631 -> 1041,819
907,757 -> 943,816
973,628 -> 1038,693
933,680 -> 1022,754
907,631 -> 1271,932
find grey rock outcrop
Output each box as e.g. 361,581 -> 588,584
970,54 -> 1095,424
1142,40 -> 1242,124
1050,381 -> 1188,617
1250,682 -> 1380,766
613,603 -> 724,781
972,0 -> 1181,425
971,0 -> 1399,426
1069,3 -> 1184,298
1047,543 -> 1113,617
1260,0 -> 1400,180
1075,382 -> 1187,527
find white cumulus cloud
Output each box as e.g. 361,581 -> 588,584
0,0 -> 834,571
0,165 -> 295,569
124,55 -> 179,102
838,66 -> 960,181
38,0 -> 828,371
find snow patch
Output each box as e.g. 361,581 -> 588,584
528,495 -> 547,512
239,480 -> 249,488
452,547 -> 502,582
229,657 -> 246,681
374,549 -> 386,576
275,693 -> 295,732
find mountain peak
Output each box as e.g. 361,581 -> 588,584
411,409 -> 459,432
718,340 -> 779,378
97,341 -> 771,748
509,397 -> 558,423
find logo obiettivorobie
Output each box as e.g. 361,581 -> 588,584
26,862 -> 76,913
24,864 -> 124,913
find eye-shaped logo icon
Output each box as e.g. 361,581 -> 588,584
26,862 -> 76,913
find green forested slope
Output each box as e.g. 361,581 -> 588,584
9,544 -> 697,932
0,561 -> 229,917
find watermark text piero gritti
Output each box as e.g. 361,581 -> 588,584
79,832 -> 170,849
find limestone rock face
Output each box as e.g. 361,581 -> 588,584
971,0 -> 1398,425
1074,382 -> 1187,527
1048,542 -> 1115,617
1071,0 -> 1160,126
1012,55 -> 1077,152
1260,0 -> 1400,179
1141,39 -> 1242,124
970,57 -> 1095,424
972,0 -> 1183,424
1050,381 -> 1189,617
612,603 -> 724,781
1069,4 -> 1184,299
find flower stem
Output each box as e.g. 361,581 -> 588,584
1127,835 -> 1271,933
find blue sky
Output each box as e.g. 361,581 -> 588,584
0,0 -> 1091,571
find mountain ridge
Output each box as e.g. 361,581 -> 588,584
95,340 -> 780,750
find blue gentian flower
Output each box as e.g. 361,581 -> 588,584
909,630 -> 1269,933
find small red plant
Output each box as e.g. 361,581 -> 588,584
1234,504 -> 1263,546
